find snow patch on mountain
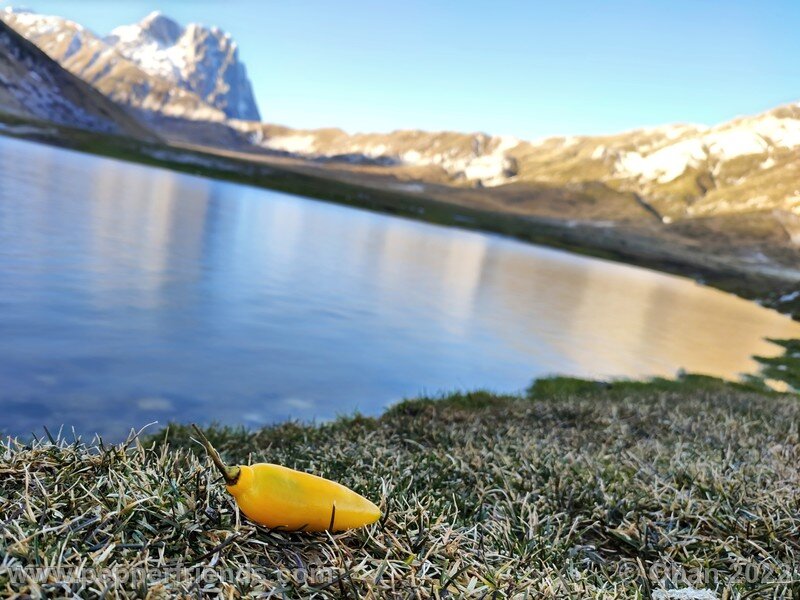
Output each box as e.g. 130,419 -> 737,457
704,129 -> 768,160
750,116 -> 800,147
787,194 -> 800,215
2,8 -> 73,35
261,134 -> 317,154
617,139 -> 707,183
107,14 -> 186,81
462,153 -> 514,186
591,145 -> 606,160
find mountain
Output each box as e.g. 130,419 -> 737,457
106,11 -> 260,121
0,20 -> 155,138
236,102 -> 800,224
242,123 -> 521,187
2,8 -> 260,122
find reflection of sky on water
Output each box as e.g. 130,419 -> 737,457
1,136 -> 799,440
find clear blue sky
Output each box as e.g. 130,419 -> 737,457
4,0 -> 800,138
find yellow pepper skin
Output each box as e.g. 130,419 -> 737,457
228,464 -> 380,531
192,425 -> 381,532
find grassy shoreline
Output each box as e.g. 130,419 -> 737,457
2,376 -> 800,597
0,115 -> 797,321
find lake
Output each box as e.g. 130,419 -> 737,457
1,136 -> 798,439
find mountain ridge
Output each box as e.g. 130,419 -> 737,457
2,8 -> 260,121
0,19 -> 156,139
231,99 -> 800,224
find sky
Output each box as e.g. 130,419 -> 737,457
4,0 -> 800,139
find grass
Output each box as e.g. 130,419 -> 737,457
3,377 -> 800,598
755,338 -> 800,392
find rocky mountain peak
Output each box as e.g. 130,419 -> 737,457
137,11 -> 183,45
108,12 -> 260,121
4,7 -> 261,122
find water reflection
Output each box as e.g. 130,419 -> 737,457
1,136 -> 799,439
87,166 -> 213,308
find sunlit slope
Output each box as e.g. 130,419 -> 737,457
0,20 -> 155,139
239,104 -> 800,224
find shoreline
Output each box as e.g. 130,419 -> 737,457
0,114 -> 797,322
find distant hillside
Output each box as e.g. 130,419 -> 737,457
235,104 -> 800,226
3,8 -> 260,122
0,20 -> 155,139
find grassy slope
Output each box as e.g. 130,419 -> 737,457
0,24 -> 157,141
2,378 -> 799,598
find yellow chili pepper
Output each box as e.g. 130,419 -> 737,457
191,424 -> 381,532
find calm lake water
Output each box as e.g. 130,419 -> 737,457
1,136 -> 799,439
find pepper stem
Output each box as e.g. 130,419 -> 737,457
191,424 -> 241,485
